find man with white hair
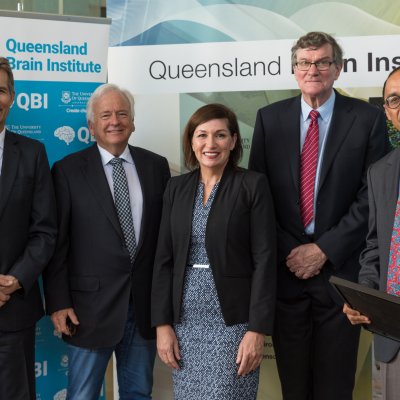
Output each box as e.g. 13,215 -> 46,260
44,83 -> 170,399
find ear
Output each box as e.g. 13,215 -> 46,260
88,120 -> 95,137
333,63 -> 343,80
230,133 -> 237,150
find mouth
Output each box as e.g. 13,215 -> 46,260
203,152 -> 219,157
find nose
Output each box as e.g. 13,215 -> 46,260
206,135 -> 216,147
308,63 -> 320,74
109,112 -> 119,125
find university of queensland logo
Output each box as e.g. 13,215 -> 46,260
61,91 -> 72,104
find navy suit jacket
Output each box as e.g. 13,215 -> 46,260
0,130 -> 57,331
44,144 -> 170,347
249,91 -> 389,301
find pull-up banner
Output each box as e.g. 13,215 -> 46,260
0,10 -> 110,400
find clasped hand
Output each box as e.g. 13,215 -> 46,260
286,243 -> 327,279
0,275 -> 21,307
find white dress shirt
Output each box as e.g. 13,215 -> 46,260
300,90 -> 335,234
97,144 -> 143,242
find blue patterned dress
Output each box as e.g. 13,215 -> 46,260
172,182 -> 259,400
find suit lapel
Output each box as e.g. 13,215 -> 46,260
0,131 -> 20,221
318,92 -> 353,189
81,145 -> 123,238
381,150 -> 400,275
130,146 -> 147,254
281,97 -> 302,191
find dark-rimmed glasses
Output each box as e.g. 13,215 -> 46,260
295,60 -> 334,71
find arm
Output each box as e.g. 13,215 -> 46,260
315,110 -> 388,269
8,145 -> 57,294
249,108 -> 301,261
42,162 -> 74,315
358,166 -> 381,289
151,179 -> 174,327
236,174 -> 277,374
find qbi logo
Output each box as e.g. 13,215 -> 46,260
35,360 -> 48,378
16,93 -> 48,111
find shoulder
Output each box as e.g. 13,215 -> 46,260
130,145 -> 168,165
6,130 -> 45,152
53,145 -> 94,169
335,91 -> 382,115
257,95 -> 299,115
232,167 -> 268,185
369,147 -> 400,173
168,170 -> 197,187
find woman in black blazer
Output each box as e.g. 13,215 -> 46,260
151,103 -> 276,399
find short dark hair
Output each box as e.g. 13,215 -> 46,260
182,103 -> 243,170
291,31 -> 343,67
0,57 -> 15,96
382,66 -> 400,99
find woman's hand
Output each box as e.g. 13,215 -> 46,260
236,331 -> 264,376
156,324 -> 181,369
343,303 -> 371,325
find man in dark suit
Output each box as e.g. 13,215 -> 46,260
344,67 -> 400,400
249,32 -> 389,399
43,83 -> 170,400
0,57 -> 57,399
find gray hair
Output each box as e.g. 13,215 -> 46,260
86,83 -> 135,123
291,31 -> 343,67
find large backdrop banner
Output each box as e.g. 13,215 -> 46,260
0,10 -> 110,400
106,1 -> 400,399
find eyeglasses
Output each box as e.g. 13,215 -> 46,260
295,60 -> 334,71
385,95 -> 400,109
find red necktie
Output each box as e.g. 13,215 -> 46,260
387,198 -> 400,295
300,110 -> 319,228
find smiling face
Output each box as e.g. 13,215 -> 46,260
191,118 -> 237,175
88,90 -> 134,156
0,69 -> 14,132
294,43 -> 342,108
383,69 -> 400,131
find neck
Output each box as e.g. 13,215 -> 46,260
199,167 -> 224,187
303,90 -> 333,110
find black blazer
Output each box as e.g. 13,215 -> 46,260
0,130 -> 57,331
249,91 -> 389,301
151,167 -> 277,335
359,148 -> 400,363
43,144 -> 170,347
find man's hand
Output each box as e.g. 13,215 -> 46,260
156,325 -> 181,370
236,331 -> 264,376
51,308 -> 80,336
343,303 -> 371,325
0,275 -> 21,307
286,243 -> 327,279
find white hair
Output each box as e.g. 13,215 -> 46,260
86,83 -> 135,123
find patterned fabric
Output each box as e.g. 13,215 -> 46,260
109,157 -> 136,263
300,110 -> 320,227
173,182 -> 259,400
387,198 -> 400,295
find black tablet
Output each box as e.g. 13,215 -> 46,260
330,276 -> 400,342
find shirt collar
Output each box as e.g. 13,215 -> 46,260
301,90 -> 336,122
97,144 -> 134,166
0,128 -> 6,151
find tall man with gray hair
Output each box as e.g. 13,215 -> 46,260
249,32 -> 389,399
44,83 -> 170,399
